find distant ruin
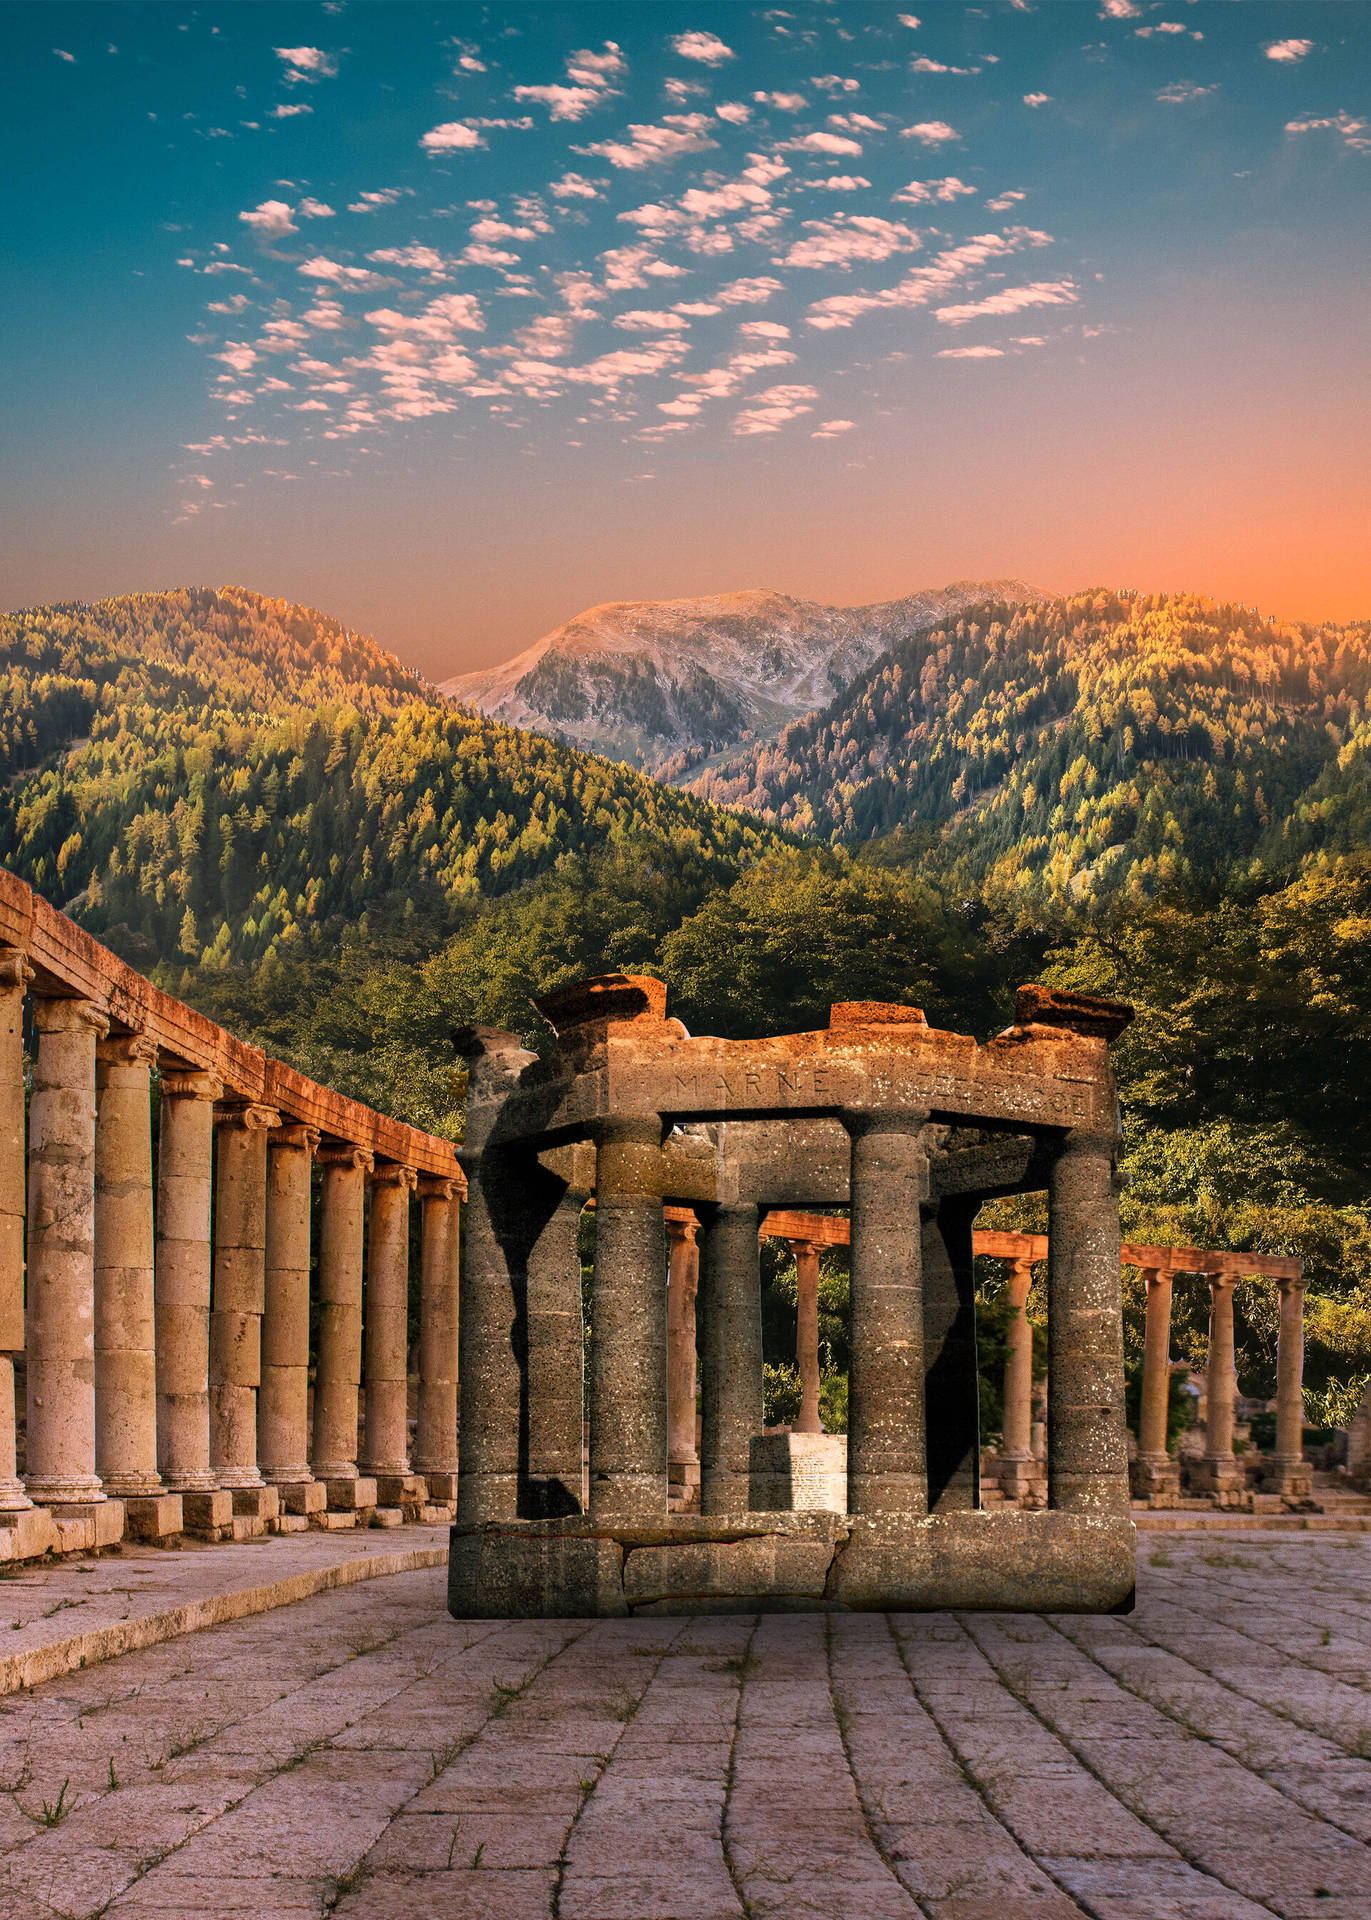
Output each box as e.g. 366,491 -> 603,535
452,974 -> 1137,1617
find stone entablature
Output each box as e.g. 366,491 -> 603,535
451,972 -> 1138,1617
0,865 -> 465,1561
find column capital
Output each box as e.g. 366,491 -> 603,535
161,1067 -> 224,1102
1208,1271 -> 1238,1296
318,1143 -> 374,1173
270,1121 -> 320,1154
97,1030 -> 158,1070
371,1161 -> 418,1191
0,949 -> 33,993
666,1213 -> 699,1249
216,1101 -> 280,1133
418,1174 -> 459,1202
1276,1274 -> 1308,1297
787,1236 -> 819,1259
34,995 -> 109,1038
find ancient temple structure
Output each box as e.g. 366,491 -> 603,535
452,973 -> 1137,1617
0,868 -> 464,1561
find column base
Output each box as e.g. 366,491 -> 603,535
180,1489 -> 235,1537
261,1463 -> 312,1486
1187,1454 -> 1249,1507
279,1479 -> 328,1515
162,1469 -> 219,1495
123,1493 -> 184,1541
1129,1452 -> 1181,1505
24,1475 -> 106,1507
998,1454 -> 1048,1508
215,1468 -> 266,1492
325,1476 -> 378,1512
1258,1455 -> 1315,1501
99,1471 -> 167,1498
52,1500 -> 126,1552
0,1478 -> 33,1514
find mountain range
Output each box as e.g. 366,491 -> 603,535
441,580 -> 1041,775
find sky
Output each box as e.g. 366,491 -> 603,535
3,1 -> 1369,680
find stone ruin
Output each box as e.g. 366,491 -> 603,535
451,973 -> 1137,1618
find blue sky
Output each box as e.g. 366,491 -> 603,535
3,2 -> 1369,674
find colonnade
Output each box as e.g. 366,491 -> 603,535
0,878 -> 464,1560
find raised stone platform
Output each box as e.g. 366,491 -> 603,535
449,1509 -> 1136,1617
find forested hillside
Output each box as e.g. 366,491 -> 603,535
687,590 -> 1371,908
0,588 -> 775,969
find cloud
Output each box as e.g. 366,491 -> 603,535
936,345 -> 1004,358
551,171 -> 601,199
898,13 -> 923,26
421,121 -> 486,153
811,418 -> 855,436
732,383 -> 818,435
754,90 -> 809,112
581,113 -> 718,169
1098,0 -> 1140,17
367,245 -> 450,274
1156,82 -> 1216,103
711,276 -> 782,306
298,256 -> 397,290
672,30 -> 735,65
213,343 -> 258,373
894,176 -> 976,203
1135,21 -> 1190,35
599,244 -> 691,290
1265,39 -> 1314,63
787,130 -> 864,157
274,46 -> 338,82
784,213 -> 921,270
985,189 -> 1027,212
239,199 -> 298,238
812,74 -> 860,94
809,174 -> 872,191
1285,110 -> 1370,151
901,121 -> 959,144
804,226 -> 1054,329
934,279 -> 1077,324
515,41 -> 625,119
53,48 -> 76,63
271,103 -> 313,119
348,189 -> 405,212
297,198 -> 335,220
613,308 -> 689,330
365,292 -> 485,339
716,102 -> 752,125
1023,92 -> 1051,108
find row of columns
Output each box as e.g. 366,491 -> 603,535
0,959 -> 463,1530
1135,1265 -> 1310,1503
458,1110 -> 1127,1528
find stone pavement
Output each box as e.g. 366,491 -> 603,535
0,1534 -> 1367,1919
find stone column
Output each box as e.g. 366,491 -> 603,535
792,1238 -> 823,1436
0,952 -> 31,1513
25,996 -> 109,1508
416,1175 -> 461,1507
1195,1273 -> 1244,1504
1046,1132 -> 1130,1515
210,1103 -> 276,1498
312,1145 -> 374,1505
667,1215 -> 701,1497
362,1161 -> 418,1502
699,1202 -> 762,1517
526,1185 -> 585,1518
94,1033 -> 166,1505
922,1198 -> 980,1512
156,1070 -> 222,1500
1132,1267 -> 1181,1504
259,1123 -> 320,1511
998,1256 -> 1039,1504
846,1112 -> 929,1518
589,1116 -> 666,1525
1262,1277 -> 1313,1500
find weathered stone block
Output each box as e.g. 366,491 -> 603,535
0,1507 -> 62,1562
279,1479 -> 327,1515
623,1534 -> 834,1607
448,1524 -> 627,1618
424,1471 -> 460,1503
370,1506 -> 404,1527
123,1493 -> 184,1541
827,1512 -> 1135,1613
181,1489 -> 234,1533
231,1486 -> 280,1521
375,1473 -> 427,1507
325,1476 -> 378,1512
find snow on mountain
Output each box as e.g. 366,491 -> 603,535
441,580 -> 1042,774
